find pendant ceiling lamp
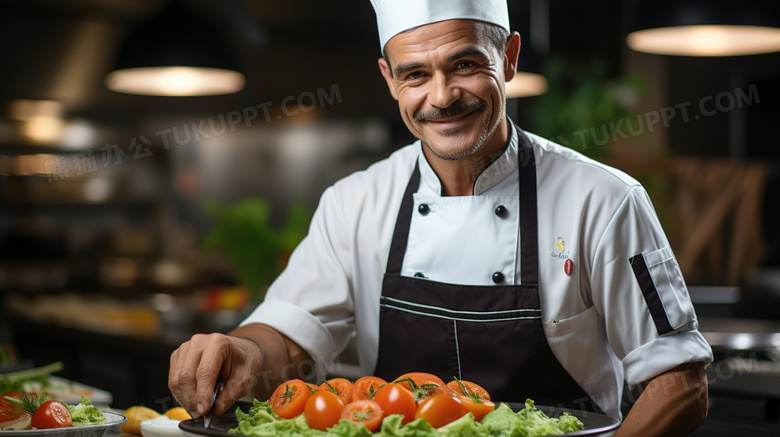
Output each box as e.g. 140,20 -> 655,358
506,0 -> 549,98
627,0 -> 780,57
505,71 -> 548,98
106,0 -> 245,96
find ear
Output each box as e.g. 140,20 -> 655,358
377,57 -> 399,101
503,32 -> 521,82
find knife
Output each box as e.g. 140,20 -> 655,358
202,374 -> 224,429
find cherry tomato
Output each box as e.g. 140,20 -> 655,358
394,372 -> 451,402
414,394 -> 466,428
0,393 -> 26,423
456,395 -> 495,422
269,379 -> 313,419
352,376 -> 387,401
31,400 -> 72,429
340,399 -> 384,432
446,379 -> 491,401
372,382 -> 417,425
319,378 -> 353,404
304,391 -> 346,431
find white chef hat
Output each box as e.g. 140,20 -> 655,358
370,0 -> 510,50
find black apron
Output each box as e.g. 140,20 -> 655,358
374,131 -> 601,412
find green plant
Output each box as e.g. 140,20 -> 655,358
526,56 -> 646,158
202,198 -> 309,303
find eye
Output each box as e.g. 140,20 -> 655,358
405,71 -> 424,80
456,61 -> 474,70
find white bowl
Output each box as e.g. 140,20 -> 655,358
140,417 -> 187,437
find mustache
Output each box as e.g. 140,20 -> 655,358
413,99 -> 486,122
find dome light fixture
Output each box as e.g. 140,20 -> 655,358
505,72 -> 549,98
627,0 -> 780,57
106,0 -> 245,96
106,66 -> 244,97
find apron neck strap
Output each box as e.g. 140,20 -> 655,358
517,127 -> 539,286
386,160 -> 421,275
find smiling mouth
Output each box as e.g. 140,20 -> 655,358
430,112 -> 470,123
426,110 -> 477,126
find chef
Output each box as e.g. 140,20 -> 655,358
168,0 -> 713,435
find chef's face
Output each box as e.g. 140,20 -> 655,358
378,20 -> 520,161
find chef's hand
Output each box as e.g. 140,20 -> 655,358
168,332 -> 263,418
168,323 -> 312,418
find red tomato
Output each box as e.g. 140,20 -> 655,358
31,400 -> 72,429
318,378 -> 353,404
446,379 -> 491,401
340,399 -> 384,432
304,391 -> 346,431
0,393 -> 26,423
351,376 -> 387,401
269,379 -> 313,419
456,395 -> 495,422
372,382 -> 417,425
394,372 -> 451,402
414,394 -> 466,428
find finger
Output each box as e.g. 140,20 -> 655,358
216,337 -> 267,415
171,341 -> 204,417
194,335 -> 231,416
168,342 -> 193,411
216,369 -> 257,415
213,383 -> 234,417
169,336 -> 207,416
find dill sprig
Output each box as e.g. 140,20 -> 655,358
4,391 -> 50,414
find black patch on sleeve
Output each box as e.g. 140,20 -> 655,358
629,254 -> 674,335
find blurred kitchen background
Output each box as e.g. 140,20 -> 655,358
0,0 -> 779,433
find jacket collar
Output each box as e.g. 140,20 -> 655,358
416,119 -> 520,196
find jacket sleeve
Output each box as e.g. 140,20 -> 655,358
239,185 -> 356,376
590,185 -> 713,387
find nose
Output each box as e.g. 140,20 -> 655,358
427,71 -> 461,109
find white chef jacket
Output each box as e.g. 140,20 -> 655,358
240,122 -> 713,419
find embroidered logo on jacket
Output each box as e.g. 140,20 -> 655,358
551,236 -> 570,260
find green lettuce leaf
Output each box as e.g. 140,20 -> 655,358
554,413 -> 586,434
232,399 -> 280,429
436,413 -> 483,437
515,399 -> 584,437
66,395 -> 106,426
229,401 -> 326,437
327,419 -> 374,437
376,416 -> 437,437
480,403 -> 528,437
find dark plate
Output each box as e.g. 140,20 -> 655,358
180,414 -> 238,437
179,403 -> 619,436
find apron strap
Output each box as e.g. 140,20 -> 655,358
517,129 -> 539,287
385,160 -> 421,275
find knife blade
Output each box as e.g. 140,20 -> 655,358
202,374 -> 223,429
